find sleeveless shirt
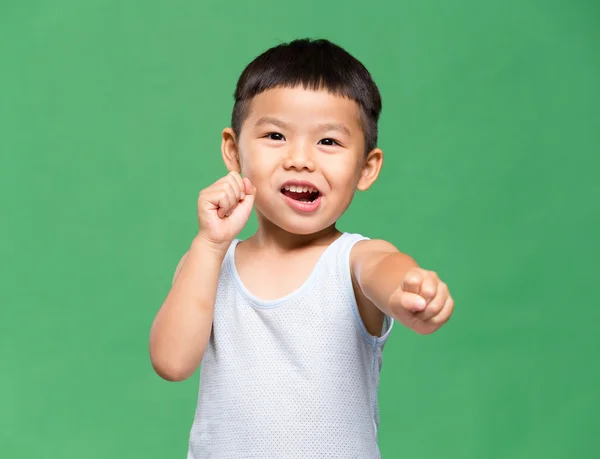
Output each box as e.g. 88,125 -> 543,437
186,232 -> 394,458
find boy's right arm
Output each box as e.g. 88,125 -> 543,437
149,171 -> 256,382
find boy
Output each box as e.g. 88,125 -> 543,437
150,38 -> 454,458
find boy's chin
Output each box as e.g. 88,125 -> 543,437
275,220 -> 324,236
264,212 -> 335,237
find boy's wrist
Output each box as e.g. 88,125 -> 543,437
191,233 -> 231,258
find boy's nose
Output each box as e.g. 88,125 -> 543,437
283,146 -> 316,172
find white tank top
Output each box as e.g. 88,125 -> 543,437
187,232 -> 394,458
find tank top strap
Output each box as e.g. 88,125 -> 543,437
323,232 -> 395,345
320,232 -> 370,277
225,232 -> 368,276
222,232 -> 370,306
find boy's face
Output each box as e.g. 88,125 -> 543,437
222,86 -> 383,236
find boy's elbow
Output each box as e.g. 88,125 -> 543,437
148,326 -> 205,382
150,358 -> 194,382
149,347 -> 198,382
160,371 -> 190,382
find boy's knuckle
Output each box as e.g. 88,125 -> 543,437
430,313 -> 446,325
229,178 -> 241,191
435,301 -> 445,314
423,287 -> 435,298
430,316 -> 442,326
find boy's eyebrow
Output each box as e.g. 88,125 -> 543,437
316,123 -> 352,136
255,117 -> 289,129
254,117 -> 351,136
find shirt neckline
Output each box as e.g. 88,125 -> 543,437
225,232 -> 349,308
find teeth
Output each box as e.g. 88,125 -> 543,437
283,185 -> 317,193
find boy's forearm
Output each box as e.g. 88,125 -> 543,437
149,236 -> 227,382
358,251 -> 418,319
357,246 -> 453,335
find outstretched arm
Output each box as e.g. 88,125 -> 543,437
351,239 -> 454,335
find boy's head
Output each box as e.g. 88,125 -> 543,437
221,38 -> 385,235
231,38 -> 382,154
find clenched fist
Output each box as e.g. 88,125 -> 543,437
197,171 -> 256,247
389,267 -> 454,333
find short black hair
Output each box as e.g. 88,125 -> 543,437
231,38 -> 382,153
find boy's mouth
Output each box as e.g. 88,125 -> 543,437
280,184 -> 320,202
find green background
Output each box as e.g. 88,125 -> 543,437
2,0 -> 599,457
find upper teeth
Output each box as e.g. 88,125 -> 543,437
283,185 -> 317,193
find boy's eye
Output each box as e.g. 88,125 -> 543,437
267,133 -> 285,141
318,138 -> 339,146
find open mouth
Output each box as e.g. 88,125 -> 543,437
280,184 -> 320,202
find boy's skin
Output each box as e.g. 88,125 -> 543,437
150,86 -> 454,382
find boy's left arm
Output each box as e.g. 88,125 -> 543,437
351,239 -> 454,335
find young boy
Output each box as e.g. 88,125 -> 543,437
150,38 -> 454,458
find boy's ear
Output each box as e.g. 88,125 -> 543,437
357,148 -> 384,191
221,128 -> 241,173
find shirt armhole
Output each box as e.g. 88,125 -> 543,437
340,233 -> 395,347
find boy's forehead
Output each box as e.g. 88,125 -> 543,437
245,87 -> 362,129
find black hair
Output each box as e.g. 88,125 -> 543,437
231,38 -> 382,153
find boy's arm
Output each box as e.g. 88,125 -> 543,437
351,239 -> 454,335
149,236 -> 227,382
149,171 -> 256,382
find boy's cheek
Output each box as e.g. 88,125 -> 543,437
239,147 -> 265,174
241,157 -> 276,185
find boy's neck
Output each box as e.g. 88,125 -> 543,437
248,214 -> 342,253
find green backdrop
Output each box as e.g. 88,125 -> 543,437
1,0 -> 599,457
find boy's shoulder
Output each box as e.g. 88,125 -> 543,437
349,237 -> 414,274
349,236 -> 417,288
